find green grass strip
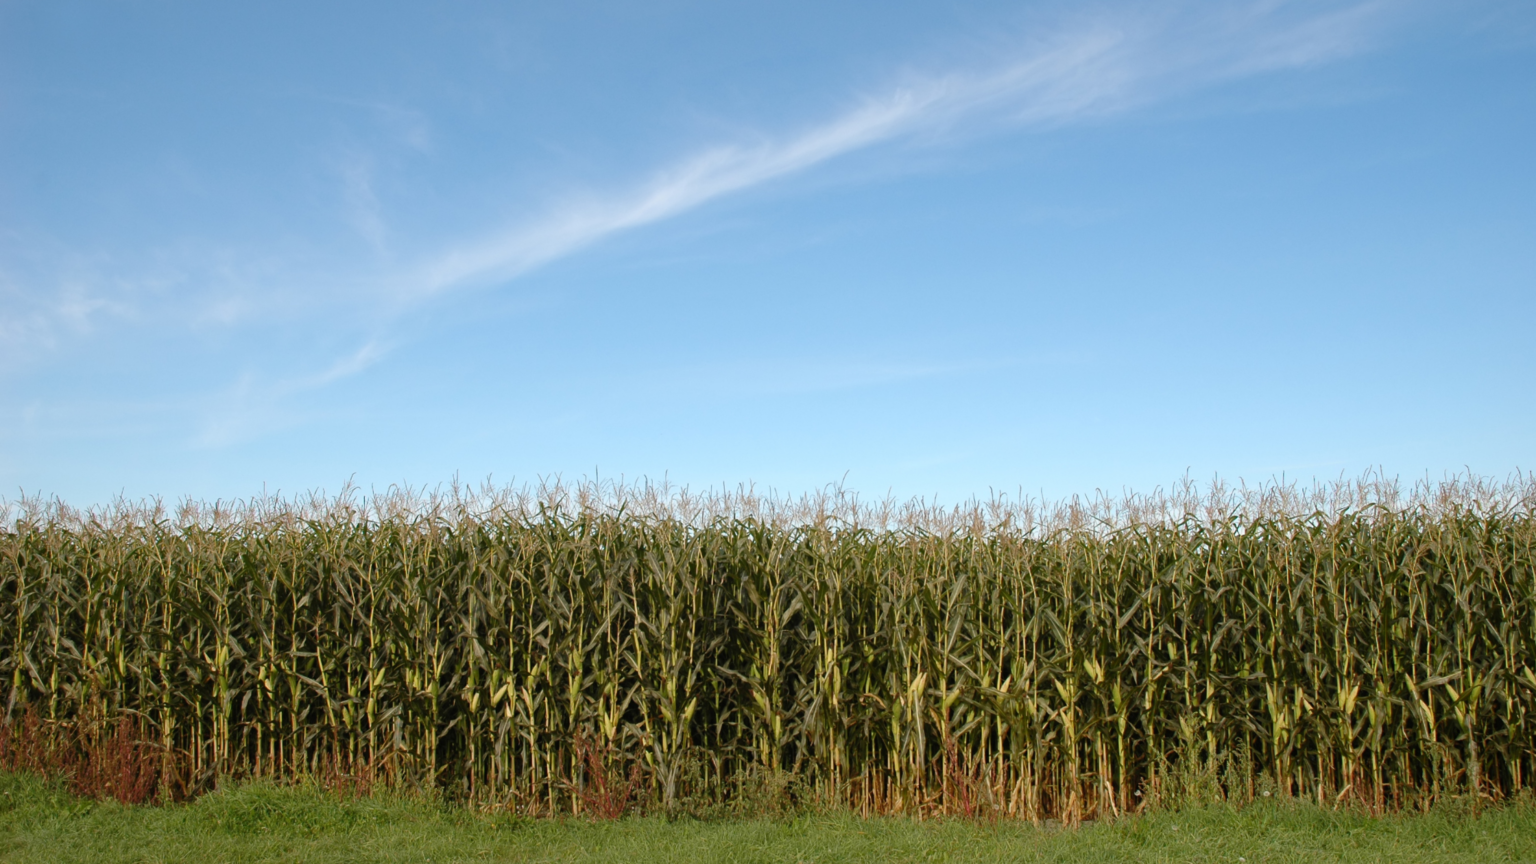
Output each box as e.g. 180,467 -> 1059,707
2,771 -> 1534,864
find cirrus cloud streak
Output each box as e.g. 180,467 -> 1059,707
416,1 -> 1394,296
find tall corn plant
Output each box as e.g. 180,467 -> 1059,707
0,479 -> 1532,817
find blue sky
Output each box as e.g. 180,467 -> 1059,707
2,0 -> 1533,506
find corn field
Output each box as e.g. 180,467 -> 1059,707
2,476 -> 1534,819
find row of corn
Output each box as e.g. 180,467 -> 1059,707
1,483 -> 1533,817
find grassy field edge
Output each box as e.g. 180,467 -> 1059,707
3,770 -> 1535,863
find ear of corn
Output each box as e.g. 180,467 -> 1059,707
1,476 -> 1532,817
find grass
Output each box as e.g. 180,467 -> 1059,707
1,771 -> 1533,863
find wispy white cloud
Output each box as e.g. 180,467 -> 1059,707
339,154 -> 389,253
373,103 -> 434,154
0,224 -> 378,375
417,0 -> 1396,296
417,30 -> 1128,293
1216,1 -> 1393,74
193,340 -> 389,447
0,236 -> 139,369
2,0 -> 1404,453
306,340 -> 390,388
